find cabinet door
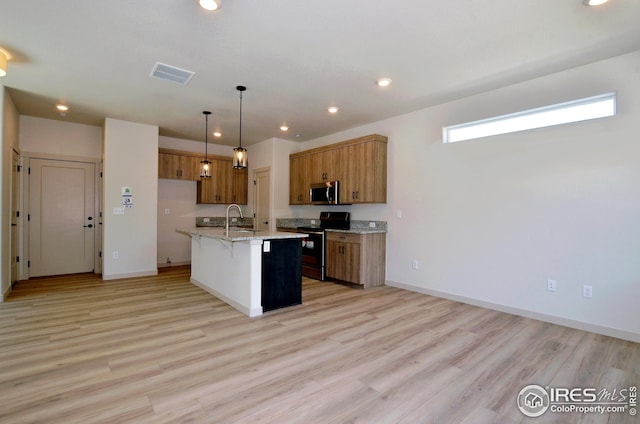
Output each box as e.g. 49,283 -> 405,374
215,159 -> 231,203
309,149 -> 338,182
197,161 -> 223,204
289,155 -> 310,204
326,238 -> 361,284
158,153 -> 183,179
340,140 -> 386,203
231,167 -> 248,204
181,155 -> 200,181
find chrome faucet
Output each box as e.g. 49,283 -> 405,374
226,203 -> 244,236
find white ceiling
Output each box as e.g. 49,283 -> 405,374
2,0 -> 639,146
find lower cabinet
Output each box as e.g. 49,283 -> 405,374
326,232 -> 386,288
261,239 -> 303,312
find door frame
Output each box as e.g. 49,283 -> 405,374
22,152 -> 102,279
253,167 -> 272,231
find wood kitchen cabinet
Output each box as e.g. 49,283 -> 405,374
326,231 -> 386,288
340,136 -> 387,204
157,148 -> 247,204
289,155 -> 310,204
197,158 -> 248,204
159,149 -> 199,180
309,148 -> 339,182
289,134 -> 387,205
197,158 -> 248,205
231,167 -> 248,204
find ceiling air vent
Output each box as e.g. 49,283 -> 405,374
150,62 -> 195,85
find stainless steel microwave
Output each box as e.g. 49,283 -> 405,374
310,181 -> 340,205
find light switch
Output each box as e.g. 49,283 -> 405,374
113,207 -> 125,215
263,241 -> 271,252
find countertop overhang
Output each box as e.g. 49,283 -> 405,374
178,227 -> 307,242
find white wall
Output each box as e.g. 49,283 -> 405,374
283,50 -> 640,341
19,116 -> 102,159
102,118 -> 158,279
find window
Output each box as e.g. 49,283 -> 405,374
443,92 -> 616,143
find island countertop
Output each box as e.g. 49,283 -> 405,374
178,227 -> 307,242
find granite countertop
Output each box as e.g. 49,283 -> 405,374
178,227 -> 307,242
276,218 -> 387,234
324,228 -> 387,234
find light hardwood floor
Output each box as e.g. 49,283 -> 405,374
0,267 -> 637,423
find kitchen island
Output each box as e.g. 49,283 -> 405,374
179,227 -> 306,317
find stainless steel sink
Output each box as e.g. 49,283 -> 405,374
229,228 -> 257,233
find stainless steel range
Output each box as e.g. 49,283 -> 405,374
293,211 -> 350,280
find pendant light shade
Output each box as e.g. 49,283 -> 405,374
233,85 -> 248,169
201,111 -> 212,179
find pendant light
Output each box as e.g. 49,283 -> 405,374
200,110 -> 212,178
233,85 -> 248,169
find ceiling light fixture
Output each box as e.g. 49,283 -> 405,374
583,0 -> 608,5
233,86 -> 248,169
280,125 -> 289,132
0,50 -> 7,77
213,131 -> 222,137
199,0 -> 221,11
328,106 -> 339,114
201,111 -> 212,179
377,78 -> 392,87
56,104 -> 69,112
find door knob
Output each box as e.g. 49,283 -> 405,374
83,224 -> 93,228
263,221 -> 268,224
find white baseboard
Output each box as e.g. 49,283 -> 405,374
157,260 -> 190,268
102,269 -> 158,281
386,280 -> 640,343
190,277 -> 262,317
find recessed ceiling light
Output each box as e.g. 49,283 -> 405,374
280,125 -> 289,132
213,131 -> 222,137
199,0 -> 222,11
377,78 -> 392,87
56,104 -> 69,112
583,0 -> 608,5
328,106 -> 339,114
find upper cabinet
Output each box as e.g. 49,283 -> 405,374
289,134 -> 387,204
159,150 -> 200,181
289,155 -> 310,205
158,148 -> 248,205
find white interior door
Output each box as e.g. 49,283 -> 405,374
254,168 -> 271,231
29,158 -> 96,277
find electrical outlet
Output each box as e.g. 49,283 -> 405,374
412,260 -> 419,270
112,251 -> 119,259
583,285 -> 593,298
396,210 -> 402,219
232,217 -> 237,222
547,279 -> 557,292
164,208 -> 170,215
369,222 -> 376,228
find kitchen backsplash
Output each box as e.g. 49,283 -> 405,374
196,217 -> 254,227
197,217 -> 387,231
275,218 -> 387,231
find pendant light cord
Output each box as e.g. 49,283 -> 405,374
204,113 -> 209,159
238,90 -> 243,149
